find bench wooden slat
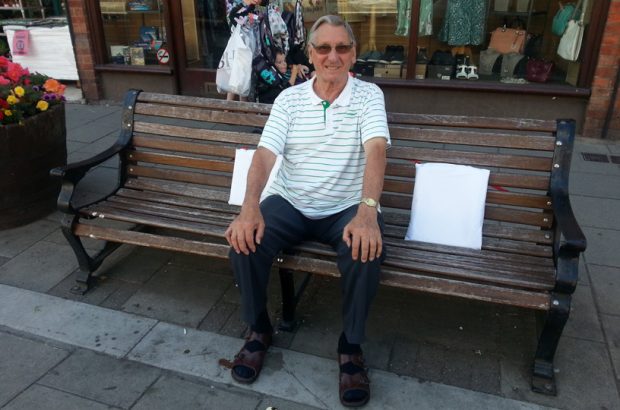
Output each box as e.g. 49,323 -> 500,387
389,126 -> 556,151
382,212 -> 553,242
134,122 -> 260,145
138,92 -> 272,114
387,112 -> 557,132
135,103 -> 269,128
128,165 -> 232,188
125,178 -> 229,202
382,180 -> 552,210
132,135 -> 236,158
387,147 -> 552,171
127,150 -> 234,172
116,188 -> 239,213
385,163 -> 550,190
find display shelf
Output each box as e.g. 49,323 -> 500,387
0,1 -> 45,18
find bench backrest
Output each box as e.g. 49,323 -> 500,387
121,91 -> 575,259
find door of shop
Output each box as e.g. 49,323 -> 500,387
170,0 -> 229,96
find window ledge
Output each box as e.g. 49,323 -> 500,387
95,64 -> 173,75
368,77 -> 591,98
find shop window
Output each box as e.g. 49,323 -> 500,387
415,0 -> 592,86
305,0 -> 408,80
98,0 -> 167,66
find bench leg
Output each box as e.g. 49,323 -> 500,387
532,292 -> 571,395
61,225 -> 97,295
278,269 -> 312,332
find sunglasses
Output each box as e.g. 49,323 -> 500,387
311,43 -> 354,55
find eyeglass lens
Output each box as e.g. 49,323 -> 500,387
312,44 -> 353,55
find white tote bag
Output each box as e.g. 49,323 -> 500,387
216,25 -> 253,96
557,1 -> 586,62
557,20 -> 584,62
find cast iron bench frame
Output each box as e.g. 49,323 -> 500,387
51,89 -> 586,395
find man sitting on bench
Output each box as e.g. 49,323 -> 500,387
224,14 -> 390,408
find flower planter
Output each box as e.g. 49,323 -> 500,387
0,104 -> 66,229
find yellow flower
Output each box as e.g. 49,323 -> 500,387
6,95 -> 18,105
4,109 -> 12,116
36,100 -> 49,111
14,86 -> 25,97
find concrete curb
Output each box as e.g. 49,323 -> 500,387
0,284 -> 554,409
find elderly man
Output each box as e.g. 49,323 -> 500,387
225,15 -> 390,407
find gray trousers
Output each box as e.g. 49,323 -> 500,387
229,195 -> 385,344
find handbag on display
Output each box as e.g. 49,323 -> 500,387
526,59 -> 555,83
489,27 -> 527,54
501,53 -> 526,79
557,0 -> 587,62
552,0 -> 582,36
479,48 -> 501,76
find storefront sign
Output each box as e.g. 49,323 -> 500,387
12,30 -> 29,56
156,48 -> 170,65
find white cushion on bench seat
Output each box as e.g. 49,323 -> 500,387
405,163 -> 490,250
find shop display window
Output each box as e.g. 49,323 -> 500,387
99,0 -> 167,66
414,0 -> 591,86
304,0 -> 409,79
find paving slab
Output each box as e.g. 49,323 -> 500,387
563,283 -> 605,343
2,384 -> 115,410
589,264 -> 620,315
582,227 -> 620,268
0,218 -> 60,258
0,332 -> 70,407
0,285 -> 157,358
73,133 -> 119,155
501,337 -> 620,410
39,349 -> 161,409
129,322 -> 550,410
65,103 -> 121,129
121,265 -> 232,328
0,241 -> 77,292
601,314 -> 620,382
569,172 -> 620,199
67,120 -> 121,144
570,195 -> 620,230
131,374 -> 260,410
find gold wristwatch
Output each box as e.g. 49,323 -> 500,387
360,197 -> 379,208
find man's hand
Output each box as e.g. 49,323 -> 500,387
342,206 -> 382,263
225,205 -> 265,255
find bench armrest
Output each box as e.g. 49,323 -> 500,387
551,192 -> 587,257
50,143 -> 126,214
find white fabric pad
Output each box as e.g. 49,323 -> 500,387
228,149 -> 282,206
405,163 -> 490,250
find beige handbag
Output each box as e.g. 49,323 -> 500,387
489,27 -> 527,55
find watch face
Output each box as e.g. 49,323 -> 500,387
362,198 -> 377,207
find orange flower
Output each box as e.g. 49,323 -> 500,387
43,79 -> 66,95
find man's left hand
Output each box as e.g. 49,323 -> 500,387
342,206 -> 382,263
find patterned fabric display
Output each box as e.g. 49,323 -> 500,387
268,3 -> 289,54
439,0 -> 487,46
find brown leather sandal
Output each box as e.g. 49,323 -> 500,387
338,352 -> 370,407
231,331 -> 272,384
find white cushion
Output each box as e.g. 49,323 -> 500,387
405,163 -> 490,250
228,149 -> 282,206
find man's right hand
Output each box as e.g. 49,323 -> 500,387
225,205 -> 265,255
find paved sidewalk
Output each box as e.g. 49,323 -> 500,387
0,101 -> 619,409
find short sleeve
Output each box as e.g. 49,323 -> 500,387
360,84 -> 390,147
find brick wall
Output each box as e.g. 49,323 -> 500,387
583,0 -> 620,140
67,0 -> 100,101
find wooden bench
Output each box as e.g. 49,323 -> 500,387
52,89 -> 586,395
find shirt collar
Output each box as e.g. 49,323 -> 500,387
307,75 -> 354,107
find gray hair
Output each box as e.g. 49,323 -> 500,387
307,15 -> 356,46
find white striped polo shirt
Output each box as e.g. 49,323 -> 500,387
258,75 -> 391,218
